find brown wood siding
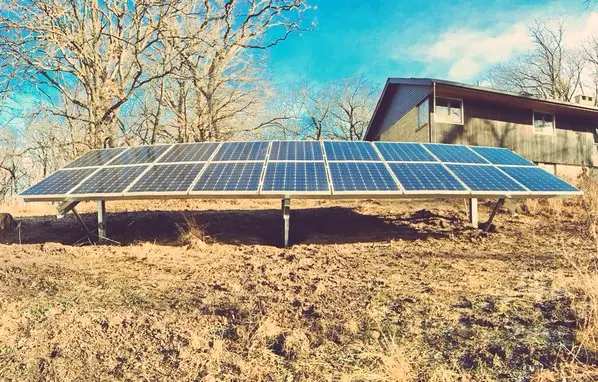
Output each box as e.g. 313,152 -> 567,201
380,106 -> 429,142
369,84 -> 431,140
433,98 -> 598,167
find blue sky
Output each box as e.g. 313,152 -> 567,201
266,0 -> 598,87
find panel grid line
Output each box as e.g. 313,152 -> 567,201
419,143 -> 473,193
371,142 -> 404,193
257,142 -> 273,194
122,144 -> 177,194
186,142 -> 224,193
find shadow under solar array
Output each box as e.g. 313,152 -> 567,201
20,140 -> 581,201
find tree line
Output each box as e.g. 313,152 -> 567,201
0,0 -> 377,198
1,2 -> 597,200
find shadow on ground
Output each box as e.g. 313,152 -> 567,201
1,206 -> 468,247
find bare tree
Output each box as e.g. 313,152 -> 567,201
328,76 -> 377,140
487,20 -> 585,102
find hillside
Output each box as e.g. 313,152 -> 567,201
0,197 -> 597,381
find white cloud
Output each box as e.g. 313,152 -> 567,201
412,10 -> 598,82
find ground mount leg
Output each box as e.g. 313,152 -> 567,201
468,198 -> 478,229
483,198 -> 506,233
282,198 -> 290,248
97,200 -> 106,243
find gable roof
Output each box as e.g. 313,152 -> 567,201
364,77 -> 598,141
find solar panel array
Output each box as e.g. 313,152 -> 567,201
20,141 -> 581,201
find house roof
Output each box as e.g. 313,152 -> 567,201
364,77 -> 598,140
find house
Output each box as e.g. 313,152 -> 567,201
364,78 -> 598,177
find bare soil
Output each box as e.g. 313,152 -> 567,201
0,198 -> 596,381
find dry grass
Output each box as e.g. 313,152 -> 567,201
2,197 -> 598,380
176,213 -> 214,248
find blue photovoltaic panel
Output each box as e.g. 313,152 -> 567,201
192,162 -> 264,192
158,143 -> 219,163
499,166 -> 579,192
269,141 -> 323,160
389,163 -> 466,191
70,165 -> 148,195
212,142 -> 269,161
424,144 -> 488,164
21,168 -> 98,196
470,147 -> 534,166
109,145 -> 172,165
262,162 -> 328,192
328,162 -> 399,192
128,163 -> 205,193
375,142 -> 437,162
324,141 -> 379,161
447,164 -> 526,192
64,148 -> 127,168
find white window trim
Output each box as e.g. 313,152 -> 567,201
532,111 -> 556,136
416,98 -> 429,131
435,97 -> 464,125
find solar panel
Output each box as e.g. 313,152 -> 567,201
499,166 -> 579,192
158,143 -> 219,163
70,165 -> 148,195
389,163 -> 466,191
470,147 -> 534,166
324,141 -> 379,161
127,163 -> 205,193
192,162 -> 264,192
375,142 -> 436,162
64,148 -> 127,168
262,162 -> 329,192
21,168 -> 98,196
328,162 -> 399,192
109,145 -> 172,165
269,141 -> 323,160
424,144 -> 488,164
20,141 -> 580,202
447,164 -> 526,192
212,142 -> 269,161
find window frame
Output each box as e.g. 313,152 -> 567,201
434,97 -> 464,125
532,111 -> 556,136
417,98 -> 430,130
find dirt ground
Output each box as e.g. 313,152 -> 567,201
0,197 -> 596,381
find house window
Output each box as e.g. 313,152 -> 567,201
533,112 -> 555,135
417,98 -> 429,129
435,98 -> 463,124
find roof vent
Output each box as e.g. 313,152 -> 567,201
574,94 -> 595,107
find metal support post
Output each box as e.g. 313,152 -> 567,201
483,198 -> 505,232
282,198 -> 291,248
97,200 -> 106,243
468,198 -> 478,229
56,200 -> 80,219
72,208 -> 95,241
